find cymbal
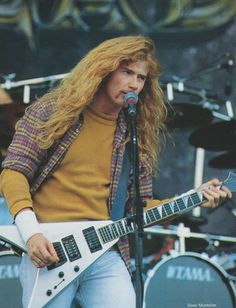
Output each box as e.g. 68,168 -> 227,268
166,103 -> 213,128
189,119 -> 236,151
209,151 -> 236,169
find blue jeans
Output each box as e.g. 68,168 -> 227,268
20,250 -> 136,308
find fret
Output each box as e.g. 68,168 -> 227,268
99,228 -> 108,243
187,195 -> 194,208
163,203 -> 173,216
124,220 -> 134,233
161,206 -> 167,218
173,200 -> 180,213
117,221 -> 125,236
148,209 -> 156,222
176,198 -> 186,210
99,229 -> 106,243
116,223 -> 122,236
190,192 -> 202,205
103,226 -> 112,241
145,211 -> 152,224
111,224 -> 119,238
153,207 -> 162,221
108,224 -> 115,239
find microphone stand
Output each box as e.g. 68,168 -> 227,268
128,107 -> 145,308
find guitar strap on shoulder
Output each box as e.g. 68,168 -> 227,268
111,143 -> 130,220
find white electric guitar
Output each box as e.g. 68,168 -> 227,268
0,172 -> 235,307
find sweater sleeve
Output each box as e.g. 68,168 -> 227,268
0,169 -> 33,218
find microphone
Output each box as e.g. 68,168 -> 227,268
124,92 -> 139,116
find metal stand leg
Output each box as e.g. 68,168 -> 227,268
192,147 -> 205,217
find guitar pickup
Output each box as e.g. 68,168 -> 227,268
47,242 -> 67,270
83,226 -> 102,253
62,235 -> 81,262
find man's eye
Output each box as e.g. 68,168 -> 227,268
139,76 -> 146,81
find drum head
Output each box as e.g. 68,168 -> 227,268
143,252 -> 236,308
0,251 -> 22,308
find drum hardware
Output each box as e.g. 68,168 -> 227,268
0,73 -> 16,90
171,52 -> 234,84
145,224 -> 236,252
210,253 -> 236,272
0,72 -> 68,90
0,250 -> 23,308
0,240 -> 11,252
209,150 -> 236,169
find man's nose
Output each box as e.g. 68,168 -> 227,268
128,76 -> 138,90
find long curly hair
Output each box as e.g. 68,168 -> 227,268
36,35 -> 166,173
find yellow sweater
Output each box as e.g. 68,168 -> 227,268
1,106 -> 169,223
1,107 -> 117,222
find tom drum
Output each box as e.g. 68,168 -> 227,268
0,251 -> 22,308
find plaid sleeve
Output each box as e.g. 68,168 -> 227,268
1,101 -> 51,182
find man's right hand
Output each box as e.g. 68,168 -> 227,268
27,233 -> 59,268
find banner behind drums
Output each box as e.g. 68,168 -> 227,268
0,251 -> 22,308
143,252 -> 236,308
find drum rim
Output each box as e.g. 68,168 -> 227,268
0,249 -> 18,257
143,251 -> 236,306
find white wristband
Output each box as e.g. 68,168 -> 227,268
15,210 -> 42,244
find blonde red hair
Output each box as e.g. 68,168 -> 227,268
36,35 -> 166,173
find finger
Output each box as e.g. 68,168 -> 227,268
47,242 -> 59,262
36,258 -> 45,268
208,186 -> 228,199
202,190 -> 220,208
30,256 -> 45,268
38,247 -> 57,264
221,185 -> 232,198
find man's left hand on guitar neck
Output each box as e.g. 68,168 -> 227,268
198,178 -> 232,208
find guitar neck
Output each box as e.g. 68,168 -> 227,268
97,190 -> 206,244
143,190 -> 206,227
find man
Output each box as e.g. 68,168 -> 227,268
0,36 -> 232,308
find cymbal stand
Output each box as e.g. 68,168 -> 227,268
173,52 -> 234,83
175,223 -> 190,253
192,147 -> 205,218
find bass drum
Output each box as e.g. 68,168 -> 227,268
0,251 -> 23,308
143,252 -> 236,308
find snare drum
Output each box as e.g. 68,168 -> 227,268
143,252 -> 236,308
0,251 -> 22,308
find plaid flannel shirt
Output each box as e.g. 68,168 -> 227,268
2,100 -> 153,271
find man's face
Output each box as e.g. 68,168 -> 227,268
97,61 -> 149,114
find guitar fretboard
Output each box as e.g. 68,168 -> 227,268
98,190 -> 206,244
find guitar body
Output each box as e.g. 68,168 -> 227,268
0,220 -> 118,308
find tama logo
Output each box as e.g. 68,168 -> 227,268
166,265 -> 214,282
0,264 -> 19,279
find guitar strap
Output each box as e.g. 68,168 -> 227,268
111,143 -> 131,220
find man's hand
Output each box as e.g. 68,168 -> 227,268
199,178 -> 232,208
27,233 -> 59,268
